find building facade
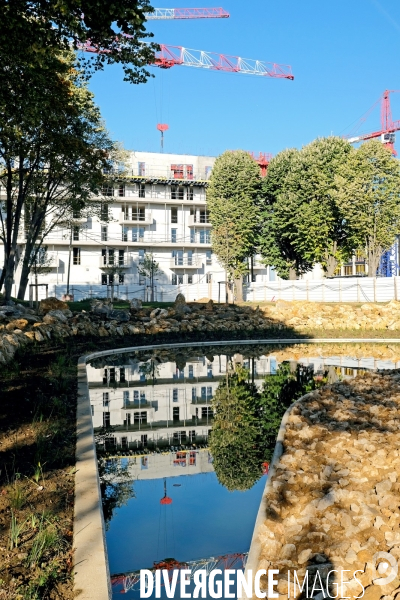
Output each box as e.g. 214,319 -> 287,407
3,150 -> 273,302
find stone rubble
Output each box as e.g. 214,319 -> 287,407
254,370 -> 400,600
1,296 -> 400,366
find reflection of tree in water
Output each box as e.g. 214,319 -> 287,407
98,456 -> 135,528
210,362 -> 318,492
96,423 -> 135,528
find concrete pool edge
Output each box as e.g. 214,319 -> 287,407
73,337 -> 400,599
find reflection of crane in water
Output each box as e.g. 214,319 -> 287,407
157,478 -> 175,562
111,553 -> 248,594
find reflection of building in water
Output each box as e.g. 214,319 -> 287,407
87,352 -> 400,450
106,449 -> 214,481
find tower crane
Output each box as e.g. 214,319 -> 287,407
345,90 -> 400,155
145,7 -> 230,19
81,41 -> 294,80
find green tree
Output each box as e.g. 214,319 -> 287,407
259,148 -> 312,279
207,151 -> 262,300
210,362 -> 317,491
0,0 -> 157,86
334,140 -> 400,276
0,50 -> 118,302
260,138 -> 352,278
210,365 -> 261,491
138,252 -> 163,302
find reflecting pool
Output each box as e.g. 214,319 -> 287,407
86,342 -> 400,598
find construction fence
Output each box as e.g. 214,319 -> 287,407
26,276 -> 400,305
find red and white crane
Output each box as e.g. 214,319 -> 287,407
145,7 -> 230,19
345,90 -> 400,155
81,41 -> 294,80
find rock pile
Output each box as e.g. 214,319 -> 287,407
2,296 -> 400,366
253,370 -> 400,600
263,300 -> 400,331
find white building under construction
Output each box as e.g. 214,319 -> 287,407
5,150 -> 274,302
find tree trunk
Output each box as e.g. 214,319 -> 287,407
3,250 -> 16,303
367,244 -> 383,277
234,277 -> 243,302
325,255 -> 338,278
17,252 -> 32,300
288,267 -> 297,280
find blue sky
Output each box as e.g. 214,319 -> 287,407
88,0 -> 400,157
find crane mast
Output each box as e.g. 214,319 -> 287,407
345,90 -> 400,155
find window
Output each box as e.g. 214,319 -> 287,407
73,226 -> 80,241
91,405 -> 94,416
206,251 -> 212,265
190,229 -> 196,243
199,210 -> 209,224
188,365 -> 194,378
101,273 -> 107,285
138,249 -> 145,264
173,389 -> 179,402
139,274 -> 145,285
177,274 -> 183,285
200,230 -> 210,244
189,430 -> 196,443
171,228 -> 177,243
101,225 -> 108,241
103,392 -> 109,407
192,387 -> 197,401
187,250 -> 193,266
118,184 -> 125,197
132,207 -> 145,221
356,264 -> 366,274
138,162 -> 146,176
251,273 -> 257,283
138,183 -> 145,198
171,164 -> 184,179
134,411 -> 147,424
172,274 -> 177,285
188,275 -> 193,284
118,250 -> 125,266
108,249 -> 115,265
132,227 -> 145,242
344,265 -> 352,276
123,390 -> 129,405
103,412 -> 111,427
102,185 -> 114,197
173,407 -> 180,422
187,187 -> 194,201
205,166 -> 212,179
171,185 -> 184,200
206,273 -> 212,284
171,207 -> 178,224
119,273 -> 125,284
120,367 -> 126,382
100,204 -> 108,221
73,248 -> 81,265
202,407 -> 213,419
122,227 -> 128,242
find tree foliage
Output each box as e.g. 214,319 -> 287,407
260,138 -> 353,278
0,50 -> 118,301
210,362 -> 316,492
334,140 -> 400,276
210,366 -> 261,492
207,151 -> 262,294
0,0 -> 157,85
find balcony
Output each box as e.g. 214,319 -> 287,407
188,215 -> 212,227
99,256 -> 130,269
71,215 -> 88,224
170,257 -> 202,269
119,211 -> 153,226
